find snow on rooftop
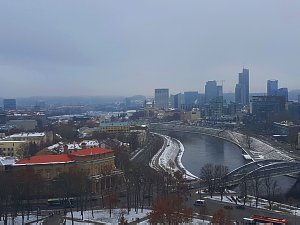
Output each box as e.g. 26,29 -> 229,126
9,132 -> 45,138
80,140 -> 99,147
0,156 -> 17,166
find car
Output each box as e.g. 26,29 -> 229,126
194,199 -> 205,206
224,205 -> 233,210
236,205 -> 245,210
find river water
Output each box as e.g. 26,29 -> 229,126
165,131 -> 300,199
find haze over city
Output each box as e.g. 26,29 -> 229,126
1,0 -> 300,97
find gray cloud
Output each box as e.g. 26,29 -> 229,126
0,0 -> 299,97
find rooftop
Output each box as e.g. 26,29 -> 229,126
71,147 -> 112,156
15,147 -> 113,165
15,154 -> 74,165
9,132 -> 45,138
0,157 -> 17,166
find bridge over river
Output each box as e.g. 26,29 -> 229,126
224,159 -> 300,186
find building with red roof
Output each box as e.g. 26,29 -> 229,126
6,147 -> 122,195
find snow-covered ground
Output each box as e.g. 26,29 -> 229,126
149,133 -> 197,180
66,208 -> 151,225
229,131 -> 293,161
0,214 -> 46,225
66,208 -> 210,225
206,194 -> 300,215
138,218 -> 210,225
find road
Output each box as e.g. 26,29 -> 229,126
187,193 -> 300,223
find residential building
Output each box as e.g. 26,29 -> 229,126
3,99 -> 16,111
154,88 -> 169,109
235,68 -> 249,105
0,140 -> 27,157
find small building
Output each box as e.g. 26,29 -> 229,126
6,120 -> 38,131
0,140 -> 27,157
181,109 -> 201,121
4,132 -> 53,146
99,122 -> 130,133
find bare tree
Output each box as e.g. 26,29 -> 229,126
148,196 -> 193,224
263,176 -> 280,210
239,176 -> 250,206
214,165 -> 229,201
249,177 -> 262,208
200,164 -> 215,198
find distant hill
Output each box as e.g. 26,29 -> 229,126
289,90 -> 300,101
1,96 -> 125,107
127,95 -> 146,101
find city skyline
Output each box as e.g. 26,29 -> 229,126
0,1 -> 300,97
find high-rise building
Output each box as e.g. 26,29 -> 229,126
235,68 -> 249,105
267,80 -> 278,96
183,91 -> 199,110
250,96 -> 286,122
174,93 -> 184,109
3,99 -> 17,111
154,89 -> 169,109
205,81 -> 222,103
276,88 -> 288,102
235,84 -> 242,104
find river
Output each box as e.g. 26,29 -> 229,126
165,131 -> 300,199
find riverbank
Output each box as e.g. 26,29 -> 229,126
149,133 -> 197,180
150,124 -> 295,180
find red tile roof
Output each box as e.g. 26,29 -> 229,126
71,147 -> 113,156
16,154 -> 74,165
15,147 -> 113,165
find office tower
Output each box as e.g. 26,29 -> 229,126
184,91 -> 199,110
267,80 -> 278,96
235,84 -> 242,104
154,89 -> 169,109
205,81 -> 217,103
235,68 -> 249,105
276,88 -> 288,102
169,94 -> 175,108
205,81 -> 222,103
174,93 -> 184,109
3,99 -> 17,111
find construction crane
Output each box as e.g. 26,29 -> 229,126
217,80 -> 225,87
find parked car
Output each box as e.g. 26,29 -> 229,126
224,205 -> 233,210
236,205 -> 245,210
194,199 -> 205,206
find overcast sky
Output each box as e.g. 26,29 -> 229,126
0,1 -> 299,97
